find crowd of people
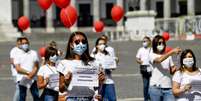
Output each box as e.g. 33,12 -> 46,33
9,30 -> 201,101
136,35 -> 201,101
10,31 -> 118,101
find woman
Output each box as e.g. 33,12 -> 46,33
37,47 -> 59,101
136,36 -> 152,101
91,37 -> 117,101
172,49 -> 201,101
148,35 -> 181,101
57,31 -> 105,101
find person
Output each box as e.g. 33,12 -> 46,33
91,35 -> 118,62
91,37 -> 117,101
136,36 -> 152,101
57,31 -> 105,101
148,35 -> 181,101
48,40 -> 63,57
10,37 -> 23,101
37,47 -> 59,101
172,49 -> 201,101
14,37 -> 40,101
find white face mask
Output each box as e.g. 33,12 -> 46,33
183,58 -> 194,68
143,42 -> 148,48
49,55 -> 58,63
98,44 -> 106,51
157,45 -> 164,52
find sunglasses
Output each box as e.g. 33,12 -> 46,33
158,41 -> 164,45
74,39 -> 87,45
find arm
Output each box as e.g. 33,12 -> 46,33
59,72 -> 72,93
28,61 -> 39,79
154,47 -> 181,64
15,64 -> 30,75
172,81 -> 191,97
136,58 -> 143,65
37,76 -> 48,89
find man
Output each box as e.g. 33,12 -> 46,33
10,37 -> 23,101
14,37 -> 40,101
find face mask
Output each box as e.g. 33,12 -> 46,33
157,45 -> 164,52
183,58 -> 194,68
98,44 -> 106,51
143,42 -> 148,48
20,44 -> 29,52
73,43 -> 87,55
49,55 -> 58,63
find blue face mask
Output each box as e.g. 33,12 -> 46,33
49,55 -> 58,63
73,43 -> 87,55
20,44 -> 29,52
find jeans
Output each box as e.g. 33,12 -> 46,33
66,97 -> 93,101
41,88 -> 58,101
19,81 -> 40,101
142,74 -> 151,101
13,83 -> 20,101
149,86 -> 175,101
100,84 -> 117,101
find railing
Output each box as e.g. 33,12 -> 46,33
104,15 -> 201,41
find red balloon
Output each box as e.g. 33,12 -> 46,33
163,32 -> 170,41
111,5 -> 124,22
60,5 -> 77,28
53,0 -> 71,8
18,16 -> 30,31
37,0 -> 52,10
165,46 -> 173,53
39,47 -> 46,57
94,20 -> 104,32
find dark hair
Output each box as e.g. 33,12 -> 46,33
152,35 -> 166,54
93,37 -> 109,55
17,37 -> 21,42
20,37 -> 29,44
65,31 -> 94,65
180,49 -> 197,72
45,46 -> 58,63
143,36 -> 151,42
49,41 -> 57,48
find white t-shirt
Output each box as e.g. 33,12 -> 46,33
136,47 -> 152,65
57,59 -> 98,97
14,50 -> 39,82
37,64 -> 59,91
91,52 -> 115,84
172,70 -> 201,101
149,52 -> 174,88
10,47 -> 23,78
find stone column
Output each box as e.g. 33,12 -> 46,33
116,0 -> 124,31
70,0 -> 78,32
163,0 -> 170,31
93,0 -> 100,21
187,0 -> 195,16
46,6 -> 55,33
164,0 -> 170,18
0,0 -> 21,41
140,0 -> 146,10
23,0 -> 31,33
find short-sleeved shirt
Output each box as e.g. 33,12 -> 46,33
149,52 -> 174,88
172,70 -> 201,101
57,59 -> 98,97
136,47 -> 152,65
10,47 -> 23,78
37,64 -> 59,91
14,50 -> 39,82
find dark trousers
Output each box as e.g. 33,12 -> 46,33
19,81 -> 40,101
